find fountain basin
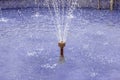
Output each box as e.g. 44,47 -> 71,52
0,8 -> 120,80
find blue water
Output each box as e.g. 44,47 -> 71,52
0,8 -> 120,80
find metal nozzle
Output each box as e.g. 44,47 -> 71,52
58,41 -> 66,63
58,41 -> 65,57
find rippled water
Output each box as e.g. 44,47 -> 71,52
0,8 -> 120,80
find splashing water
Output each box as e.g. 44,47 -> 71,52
32,0 -> 41,17
0,7 -> 9,22
45,0 -> 78,42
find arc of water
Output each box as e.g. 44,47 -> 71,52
61,0 -> 65,42
52,0 -> 63,42
63,0 -> 78,42
45,0 -> 60,41
45,0 -> 78,42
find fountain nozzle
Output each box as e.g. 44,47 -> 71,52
58,41 -> 66,57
